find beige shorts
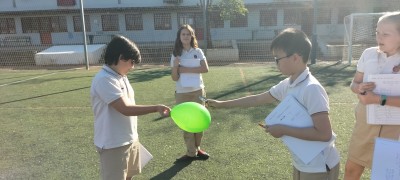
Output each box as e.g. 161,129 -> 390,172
347,103 -> 400,168
96,141 -> 141,180
292,163 -> 340,180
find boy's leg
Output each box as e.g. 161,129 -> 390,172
344,160 -> 364,180
97,142 -> 140,180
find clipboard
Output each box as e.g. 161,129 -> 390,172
371,138 -> 400,180
265,95 -> 334,164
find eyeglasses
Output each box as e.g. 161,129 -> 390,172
274,54 -> 293,64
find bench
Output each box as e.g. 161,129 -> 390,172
2,36 -> 31,46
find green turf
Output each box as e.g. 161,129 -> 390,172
0,62 -> 371,179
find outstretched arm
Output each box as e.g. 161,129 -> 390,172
110,97 -> 170,117
207,91 -> 277,108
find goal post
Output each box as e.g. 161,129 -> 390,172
343,12 -> 386,64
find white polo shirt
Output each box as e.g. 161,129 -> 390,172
357,47 -> 400,80
90,65 -> 138,149
170,48 -> 206,93
269,67 -> 340,173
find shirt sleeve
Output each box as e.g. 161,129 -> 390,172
95,76 -> 123,104
268,79 -> 288,101
197,48 -> 206,61
302,84 -> 330,115
170,54 -> 175,67
356,49 -> 368,73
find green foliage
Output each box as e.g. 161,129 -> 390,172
218,0 -> 248,21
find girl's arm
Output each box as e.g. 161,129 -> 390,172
171,56 -> 180,81
178,59 -> 209,74
350,71 -> 375,94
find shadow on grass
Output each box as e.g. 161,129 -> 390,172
150,160 -> 193,180
128,68 -> 171,83
0,86 -> 89,105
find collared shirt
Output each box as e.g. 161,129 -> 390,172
357,47 -> 400,82
269,68 -> 340,173
90,65 -> 138,149
170,47 -> 206,93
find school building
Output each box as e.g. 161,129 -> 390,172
0,0 -> 399,65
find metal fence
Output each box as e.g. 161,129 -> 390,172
0,0 -> 399,69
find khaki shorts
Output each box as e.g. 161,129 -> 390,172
96,141 -> 141,180
292,163 -> 340,180
348,103 -> 400,168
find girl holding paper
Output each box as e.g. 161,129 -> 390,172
170,24 -> 210,161
345,11 -> 400,180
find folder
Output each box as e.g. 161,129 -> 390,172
265,95 -> 334,164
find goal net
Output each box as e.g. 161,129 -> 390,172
343,12 -> 386,64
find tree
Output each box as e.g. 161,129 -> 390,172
218,0 -> 248,21
199,0 -> 248,49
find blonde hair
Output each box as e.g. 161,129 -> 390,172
378,11 -> 400,33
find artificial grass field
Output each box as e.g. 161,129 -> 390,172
0,62 -> 371,179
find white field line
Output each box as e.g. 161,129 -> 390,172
0,68 -> 83,87
0,72 -> 58,87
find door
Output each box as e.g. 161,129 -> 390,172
39,17 -> 52,44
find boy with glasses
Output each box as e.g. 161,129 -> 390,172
207,28 -> 340,180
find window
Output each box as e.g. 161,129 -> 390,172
125,14 -> 143,30
101,14 -> 119,31
57,0 -> 75,6
154,13 -> 171,30
22,17 -> 38,33
177,13 -> 195,27
210,11 -> 224,28
51,16 -> 67,32
284,9 -> 302,25
0,18 -> 16,34
230,13 -> 247,27
317,8 -> 331,24
21,16 -> 66,33
260,9 -> 277,26
73,15 -> 91,32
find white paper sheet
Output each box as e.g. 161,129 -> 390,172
179,58 -> 201,87
139,143 -> 153,170
367,74 -> 400,125
265,95 -> 334,164
371,138 -> 400,180
179,73 -> 201,87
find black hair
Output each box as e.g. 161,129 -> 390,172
270,28 -> 311,63
103,35 -> 141,65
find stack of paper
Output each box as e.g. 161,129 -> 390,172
264,95 -> 334,164
139,143 -> 153,170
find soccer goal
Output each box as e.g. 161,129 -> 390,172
343,12 -> 386,64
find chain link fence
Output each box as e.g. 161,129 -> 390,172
0,0 -> 399,69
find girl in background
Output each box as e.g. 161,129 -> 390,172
170,24 -> 210,161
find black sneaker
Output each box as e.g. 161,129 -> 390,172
197,150 -> 210,160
